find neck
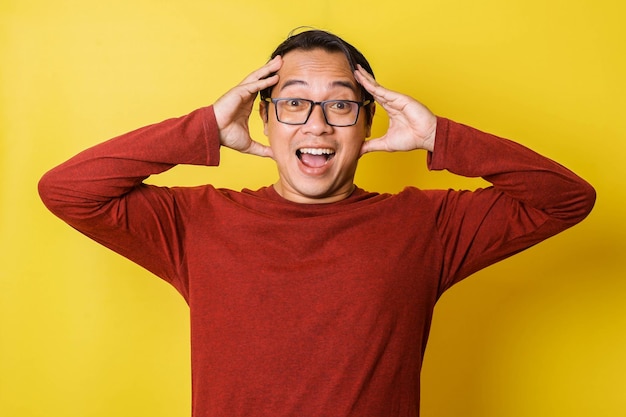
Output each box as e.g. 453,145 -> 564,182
272,183 -> 356,204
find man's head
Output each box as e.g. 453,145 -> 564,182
260,29 -> 375,124
259,29 -> 377,204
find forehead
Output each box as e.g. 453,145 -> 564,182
275,48 -> 358,94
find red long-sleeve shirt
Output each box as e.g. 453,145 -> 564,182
39,106 -> 595,417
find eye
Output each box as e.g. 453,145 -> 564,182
285,99 -> 305,108
327,100 -> 353,113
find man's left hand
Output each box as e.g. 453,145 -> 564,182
355,65 -> 437,155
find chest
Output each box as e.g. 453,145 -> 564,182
184,204 -> 443,325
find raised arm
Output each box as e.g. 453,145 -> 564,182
37,106 -> 221,296
38,58 -> 283,296
355,66 -> 596,288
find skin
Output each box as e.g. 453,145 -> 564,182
260,49 -> 373,203
213,48 -> 438,204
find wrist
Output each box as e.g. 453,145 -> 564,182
420,117 -> 437,152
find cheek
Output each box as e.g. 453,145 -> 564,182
347,140 -> 365,159
266,124 -> 295,153
344,127 -> 368,153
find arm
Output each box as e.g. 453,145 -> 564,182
38,107 -> 221,296
38,57 -> 283,296
355,66 -> 596,289
428,118 -> 595,289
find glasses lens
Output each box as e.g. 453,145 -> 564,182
274,99 -> 361,126
322,101 -> 359,126
275,99 -> 312,124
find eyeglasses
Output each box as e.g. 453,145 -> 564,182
263,97 -> 371,127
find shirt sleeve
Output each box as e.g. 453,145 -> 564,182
38,106 -> 221,299
426,117 -> 596,292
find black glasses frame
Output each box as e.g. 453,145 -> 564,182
263,97 -> 371,127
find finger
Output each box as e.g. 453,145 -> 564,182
241,55 -> 283,85
226,56 -> 282,100
359,136 -> 389,156
240,73 -> 280,97
243,139 -> 274,159
354,64 -> 376,87
355,66 -> 401,108
354,65 -> 384,96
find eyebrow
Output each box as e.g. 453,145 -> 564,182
278,79 -> 358,94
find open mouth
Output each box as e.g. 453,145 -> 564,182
296,148 -> 336,168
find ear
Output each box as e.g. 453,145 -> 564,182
365,102 -> 376,138
259,100 -> 269,136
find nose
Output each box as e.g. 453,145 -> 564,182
302,103 -> 333,135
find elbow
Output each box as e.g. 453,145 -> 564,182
38,168 -> 80,220
541,174 -> 596,227
578,181 -> 597,221
38,167 -> 117,227
38,169 -> 58,212
38,169 -> 69,218
561,179 -> 597,226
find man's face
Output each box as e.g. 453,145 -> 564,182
261,48 -> 373,204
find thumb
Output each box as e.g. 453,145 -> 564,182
243,139 -> 274,159
360,136 -> 388,156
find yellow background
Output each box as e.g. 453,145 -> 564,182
1,0 -> 624,416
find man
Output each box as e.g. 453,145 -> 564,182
39,29 -> 595,417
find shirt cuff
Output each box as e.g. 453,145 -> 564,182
202,106 -> 221,167
427,116 -> 450,171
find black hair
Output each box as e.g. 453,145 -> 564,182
260,28 -> 375,124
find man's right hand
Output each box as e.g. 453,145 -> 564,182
213,56 -> 282,158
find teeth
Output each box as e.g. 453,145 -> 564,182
299,148 -> 335,155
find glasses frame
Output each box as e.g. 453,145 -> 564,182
263,97 -> 372,127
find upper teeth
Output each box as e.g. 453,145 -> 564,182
299,148 -> 335,155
